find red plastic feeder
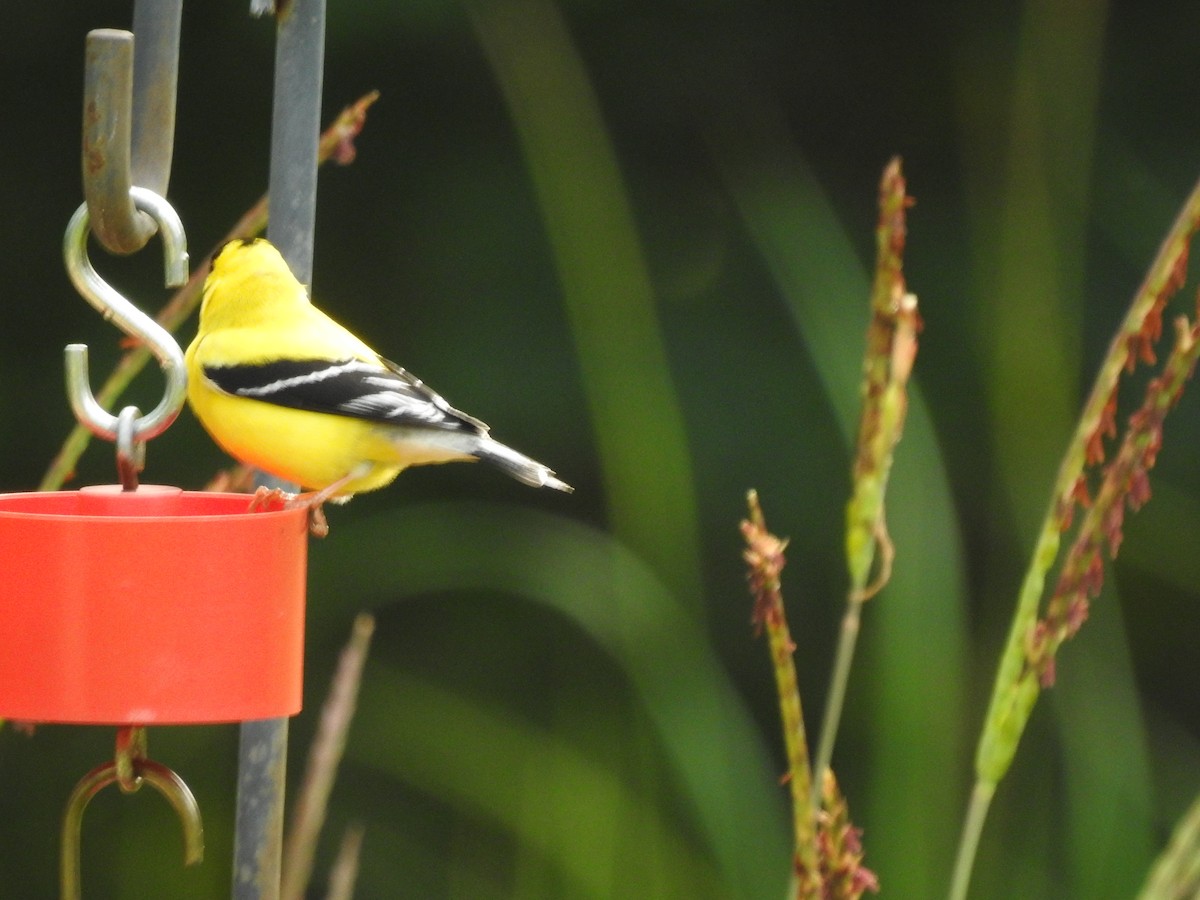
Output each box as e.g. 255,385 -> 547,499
0,485 -> 309,725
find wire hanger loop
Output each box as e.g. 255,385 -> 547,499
61,727 -> 204,900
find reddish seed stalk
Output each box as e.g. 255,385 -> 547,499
742,491 -> 879,898
742,490 -> 820,896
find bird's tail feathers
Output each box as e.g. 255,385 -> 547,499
475,438 -> 573,493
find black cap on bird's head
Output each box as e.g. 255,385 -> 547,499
200,238 -> 300,324
213,237 -> 264,266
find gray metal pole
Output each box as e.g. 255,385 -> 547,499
265,0 -> 326,282
232,1 -> 326,897
231,719 -> 289,899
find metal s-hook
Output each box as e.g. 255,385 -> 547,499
64,186 -> 189,451
82,0 -> 182,255
61,727 -> 204,900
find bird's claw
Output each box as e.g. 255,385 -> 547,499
247,485 -> 330,538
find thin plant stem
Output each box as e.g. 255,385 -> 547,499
947,781 -> 995,900
1137,787 -> 1200,899
324,824 -> 366,900
281,613 -> 375,900
811,596 -> 863,813
741,490 -> 819,896
813,158 -> 918,799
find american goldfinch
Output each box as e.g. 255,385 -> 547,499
185,238 -> 572,503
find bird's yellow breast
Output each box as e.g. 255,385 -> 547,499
186,385 -> 404,494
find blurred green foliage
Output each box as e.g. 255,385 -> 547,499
1,1 -> 1199,897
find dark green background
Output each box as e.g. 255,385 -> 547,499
2,2 -> 1199,897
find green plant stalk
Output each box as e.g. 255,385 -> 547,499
947,781 -> 996,900
814,362 -> 910,805
768,600 -> 812,870
1033,316 -> 1200,675
953,172 -> 1200,900
811,596 -> 862,819
814,159 -> 917,802
38,91 -> 379,492
742,490 -> 819,897
972,173 -> 1200,785
1137,787 -> 1200,899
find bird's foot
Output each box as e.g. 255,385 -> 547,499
247,485 -> 330,538
248,485 -> 295,511
301,502 -> 329,538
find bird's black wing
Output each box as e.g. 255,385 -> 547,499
201,357 -> 488,433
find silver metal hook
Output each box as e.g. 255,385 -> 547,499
64,186 -> 189,446
82,0 -> 182,255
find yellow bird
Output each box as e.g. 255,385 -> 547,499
185,238 -> 571,508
